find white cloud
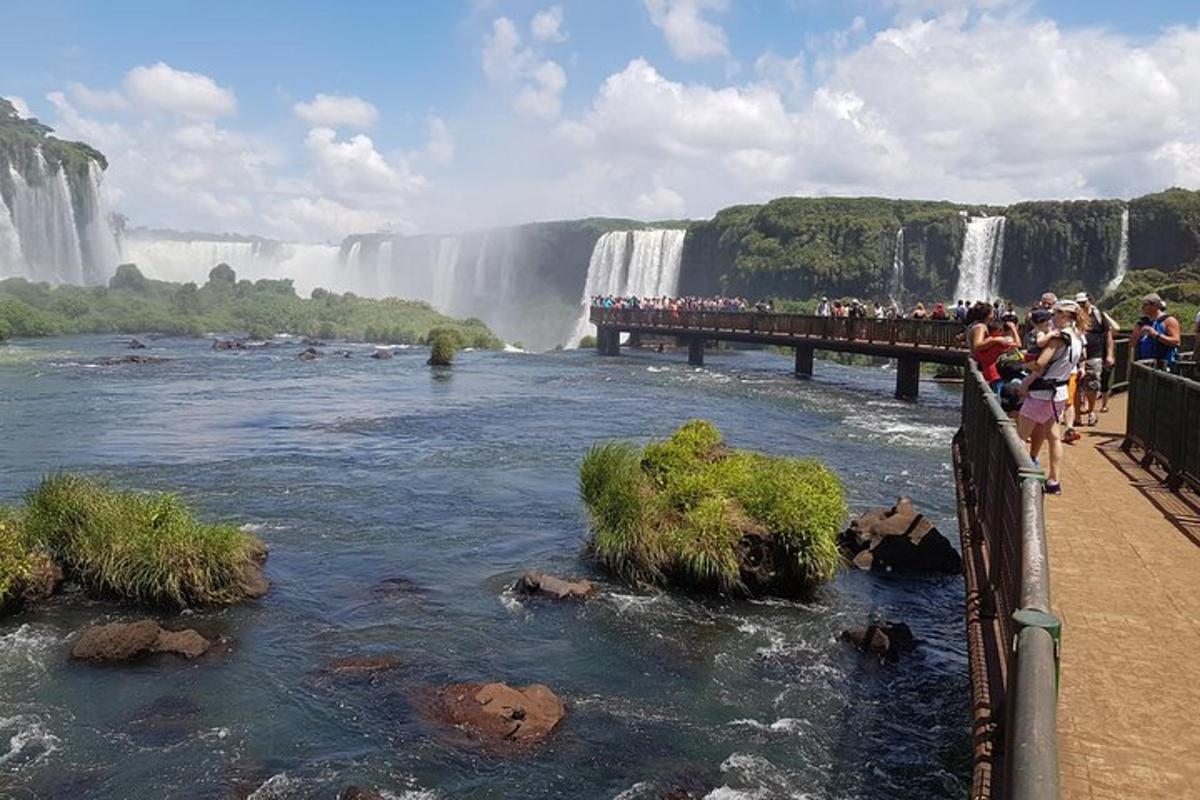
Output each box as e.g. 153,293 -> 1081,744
67,82 -> 130,112
635,185 -> 686,217
293,93 -> 379,128
481,16 -> 567,120
262,196 -> 409,241
305,127 -> 425,195
423,115 -> 455,166
643,0 -> 730,62
122,62 -> 236,118
4,95 -> 31,118
531,6 -> 568,43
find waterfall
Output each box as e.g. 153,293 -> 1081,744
121,236 -> 342,291
1106,207 -> 1130,293
954,216 -> 1006,302
568,229 -> 687,347
430,237 -> 462,314
889,227 -> 905,300
0,147 -> 120,285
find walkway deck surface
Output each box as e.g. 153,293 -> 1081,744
1045,393 -> 1200,799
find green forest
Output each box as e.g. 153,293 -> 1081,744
0,263 -> 502,347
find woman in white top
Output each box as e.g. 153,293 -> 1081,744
1017,299 -> 1088,495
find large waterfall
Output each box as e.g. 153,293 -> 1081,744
889,227 -> 905,300
121,235 -> 342,290
0,148 -> 121,285
568,229 -> 687,347
1106,207 -> 1130,293
953,216 -> 1006,302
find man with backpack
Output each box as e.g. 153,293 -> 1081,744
1075,292 -> 1113,427
1133,293 -> 1181,369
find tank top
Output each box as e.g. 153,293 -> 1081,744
1030,329 -> 1083,402
1135,315 -> 1178,365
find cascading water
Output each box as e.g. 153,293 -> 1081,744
953,216 -> 1006,302
430,237 -> 462,314
0,147 -> 121,285
890,227 -> 905,300
1106,207 -> 1130,293
569,229 -> 687,347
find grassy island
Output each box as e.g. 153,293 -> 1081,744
1,474 -> 267,611
0,263 -> 502,348
580,420 -> 846,596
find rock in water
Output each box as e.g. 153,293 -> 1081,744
95,355 -> 170,366
514,570 -> 597,601
17,552 -> 63,605
430,682 -> 565,747
339,788 -> 385,800
237,537 -> 270,600
211,338 -> 248,351
839,497 -> 961,573
72,620 -> 213,662
297,347 -> 322,361
325,655 -> 403,677
370,348 -> 393,360
841,621 -> 916,663
128,338 -> 146,349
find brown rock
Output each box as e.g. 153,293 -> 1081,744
153,628 -> 212,659
71,620 -> 212,662
839,496 -> 961,574
71,620 -> 162,661
325,655 -> 402,676
339,788 -> 385,800
515,570 -> 597,601
431,681 -> 566,747
841,621 -> 916,664
297,346 -> 322,361
237,538 -> 270,599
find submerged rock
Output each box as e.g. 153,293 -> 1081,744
325,655 -> 403,677
840,621 -> 916,664
514,570 -> 597,602
300,338 -> 326,347
339,788 -> 385,800
839,497 -> 961,574
71,620 -> 213,662
297,347 -> 322,361
211,338 -> 248,351
126,694 -> 202,746
369,348 -> 393,360
95,354 -> 170,366
333,349 -> 353,358
128,338 -> 147,349
237,538 -> 270,600
427,682 -> 566,748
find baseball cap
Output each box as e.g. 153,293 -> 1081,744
1031,309 -> 1053,324
1054,299 -> 1080,314
1073,292 -> 1089,303
1142,292 -> 1165,308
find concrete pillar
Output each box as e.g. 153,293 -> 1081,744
627,332 -> 643,349
896,355 -> 921,400
598,327 -> 620,356
688,336 -> 705,367
794,343 -> 814,378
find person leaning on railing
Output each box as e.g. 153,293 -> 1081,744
1132,292 -> 1181,369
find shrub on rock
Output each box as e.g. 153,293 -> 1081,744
22,473 -> 268,607
580,420 -> 846,596
427,331 -> 456,366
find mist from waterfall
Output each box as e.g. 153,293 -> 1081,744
0,148 -> 121,285
569,229 -> 687,347
889,227 -> 905,300
953,216 -> 1006,302
1106,207 -> 1130,293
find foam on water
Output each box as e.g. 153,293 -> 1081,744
0,715 -> 60,769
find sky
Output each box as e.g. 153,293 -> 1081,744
2,0 -> 1199,242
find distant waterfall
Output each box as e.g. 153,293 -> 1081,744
1106,207 -> 1130,293
122,236 -> 341,289
0,147 -> 120,285
889,227 -> 905,300
569,229 -> 687,347
954,216 -> 1006,302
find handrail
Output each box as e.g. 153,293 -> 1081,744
1122,359 -> 1200,494
590,307 -> 966,350
955,359 -> 1060,800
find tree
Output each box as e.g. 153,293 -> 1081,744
207,263 -> 237,287
109,264 -> 149,293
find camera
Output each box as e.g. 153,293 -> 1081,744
1138,316 -> 1152,326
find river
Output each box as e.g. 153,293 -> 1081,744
0,335 -> 969,799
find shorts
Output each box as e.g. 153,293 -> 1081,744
1082,358 -> 1103,393
1020,396 -> 1067,426
1101,363 -> 1114,393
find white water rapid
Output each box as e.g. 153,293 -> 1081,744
889,227 -> 905,300
0,148 -> 121,284
1106,207 -> 1130,293
569,229 -> 687,347
953,216 -> 1006,302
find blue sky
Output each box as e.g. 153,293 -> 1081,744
3,1 -> 1199,240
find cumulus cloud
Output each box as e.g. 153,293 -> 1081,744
122,62 -> 236,117
422,115 -> 455,166
305,127 -> 425,195
293,93 -> 379,128
643,0 -> 730,62
481,16 -> 568,120
635,185 -> 686,217
67,82 -> 130,112
531,6 -> 568,43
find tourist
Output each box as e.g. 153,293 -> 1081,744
817,297 -> 831,317
954,299 -> 967,322
931,302 -> 948,321
874,301 -> 885,320
911,302 -> 928,320
1018,299 -> 1088,495
1133,293 -> 1181,369
1075,292 -> 1113,426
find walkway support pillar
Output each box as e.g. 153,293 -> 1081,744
688,336 -> 705,367
598,327 -> 620,356
896,355 -> 920,399
794,342 -> 814,378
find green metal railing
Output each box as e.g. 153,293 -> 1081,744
955,359 -> 1060,800
1123,360 -> 1200,495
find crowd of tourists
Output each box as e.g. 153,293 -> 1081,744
589,295 -> 771,312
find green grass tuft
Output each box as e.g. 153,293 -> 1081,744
427,330 -> 458,366
0,507 -> 32,607
22,473 -> 262,607
580,421 -> 846,595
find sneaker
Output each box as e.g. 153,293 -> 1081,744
1044,481 -> 1062,495
1063,428 -> 1081,444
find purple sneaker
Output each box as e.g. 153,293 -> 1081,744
1044,481 -> 1062,496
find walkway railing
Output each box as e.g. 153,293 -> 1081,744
1108,334 -> 1196,394
1123,360 -> 1200,495
954,359 -> 1060,800
590,307 -> 965,349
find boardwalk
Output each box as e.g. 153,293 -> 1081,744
1046,393 -> 1200,799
